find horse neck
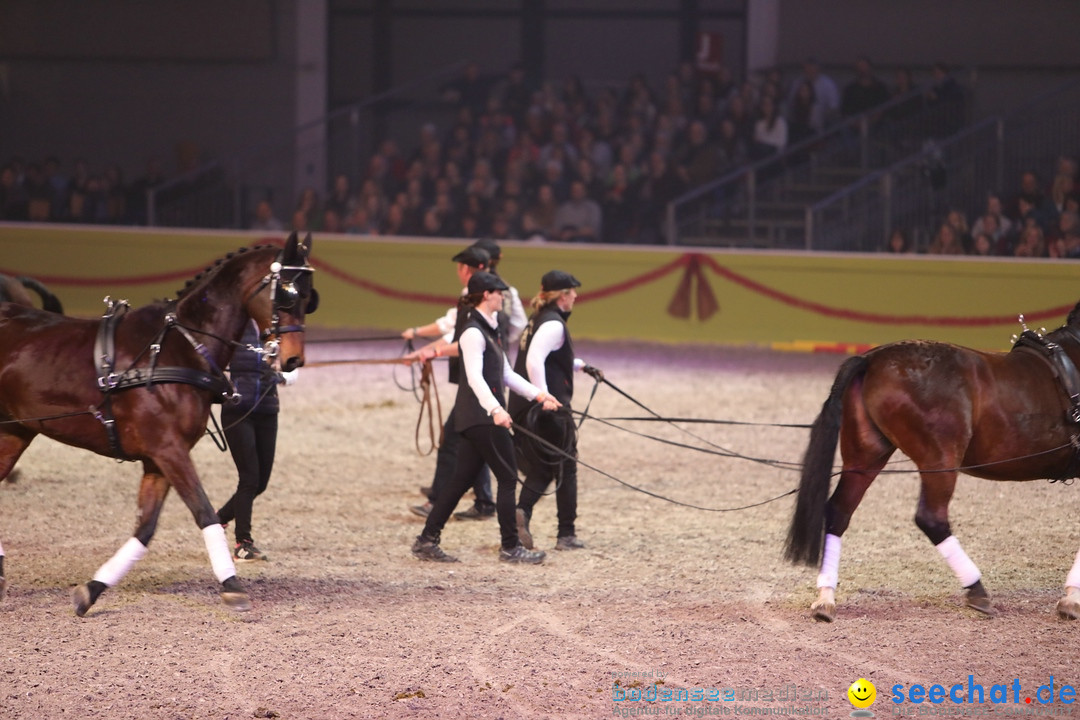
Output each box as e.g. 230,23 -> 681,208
173,249 -> 274,366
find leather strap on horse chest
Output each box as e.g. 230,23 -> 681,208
1012,329 -> 1080,480
1013,330 -> 1080,423
92,298 -> 235,459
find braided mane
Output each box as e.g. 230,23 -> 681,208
174,245 -> 275,300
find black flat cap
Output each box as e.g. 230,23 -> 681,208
541,270 -> 582,292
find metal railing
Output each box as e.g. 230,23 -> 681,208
147,63 -> 469,229
666,79 -> 970,247
147,161 -> 237,228
232,62 -> 469,229
804,76 -> 1080,253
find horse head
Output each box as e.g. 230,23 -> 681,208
247,232 -> 318,372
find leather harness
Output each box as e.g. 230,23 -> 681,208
92,297 -> 237,460
1011,324 -> 1080,479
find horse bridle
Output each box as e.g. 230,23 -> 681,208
249,256 -> 318,360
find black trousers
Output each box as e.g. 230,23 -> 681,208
218,409 -> 277,543
429,407 -> 494,511
517,442 -> 578,539
422,423 -> 520,550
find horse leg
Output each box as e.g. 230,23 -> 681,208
812,462 -> 887,621
0,432 -> 33,603
72,469 -> 169,616
1056,548 -> 1080,620
913,473 -> 991,615
150,451 -> 250,612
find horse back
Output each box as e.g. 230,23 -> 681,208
858,340 -> 1076,480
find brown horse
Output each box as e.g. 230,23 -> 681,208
0,232 -> 317,615
0,274 -> 63,484
786,304 -> 1080,622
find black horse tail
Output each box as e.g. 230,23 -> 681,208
784,354 -> 868,566
18,276 -> 64,314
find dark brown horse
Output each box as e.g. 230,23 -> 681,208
0,273 -> 63,314
0,274 -> 63,484
0,232 -> 317,615
786,304 -> 1080,622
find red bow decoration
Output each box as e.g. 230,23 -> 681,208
667,254 -> 719,321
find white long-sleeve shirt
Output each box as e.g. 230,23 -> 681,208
433,283 -> 526,345
524,319 -> 585,394
459,307 -> 542,415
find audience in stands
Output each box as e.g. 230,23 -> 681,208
23,56 -> 1075,260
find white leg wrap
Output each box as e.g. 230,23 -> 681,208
935,535 -> 981,587
1065,547 -> 1080,590
0,538 -> 5,556
203,524 -> 236,583
93,537 -> 148,588
816,533 -> 842,589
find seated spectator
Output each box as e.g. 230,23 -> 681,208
927,221 -> 965,255
1007,171 -> 1050,227
841,56 -> 890,118
441,60 -> 492,118
325,173 -> 356,220
944,209 -> 973,253
1046,210 -> 1080,253
572,157 -> 604,202
1049,172 -> 1078,219
553,179 -> 602,243
884,228 -> 911,253
786,80 -> 820,147
716,118 -> 749,168
751,95 -> 788,160
787,57 -> 840,130
675,120 -> 720,189
970,193 -> 1013,243
250,199 -> 284,232
636,151 -> 686,244
322,208 -> 343,234
602,163 -> 638,244
924,61 -> 964,137
23,162 -> 52,222
1014,224 -> 1047,258
521,183 -> 559,241
971,232 -> 996,257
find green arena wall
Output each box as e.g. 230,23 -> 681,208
2,224 -> 1076,353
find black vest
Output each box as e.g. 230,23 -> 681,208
508,306 -> 574,420
448,302 -> 509,386
453,310 -> 508,432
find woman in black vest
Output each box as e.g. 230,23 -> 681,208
412,271 -> 560,564
217,320 -> 296,561
508,270 -> 602,551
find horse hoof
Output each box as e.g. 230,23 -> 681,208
811,601 -> 836,622
964,595 -> 994,616
221,591 -> 252,612
71,584 -> 93,617
1055,597 -> 1080,620
220,575 -> 251,611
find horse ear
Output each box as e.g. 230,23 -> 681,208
282,232 -> 300,263
301,232 -> 313,259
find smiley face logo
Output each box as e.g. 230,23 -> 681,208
848,678 -> 876,709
